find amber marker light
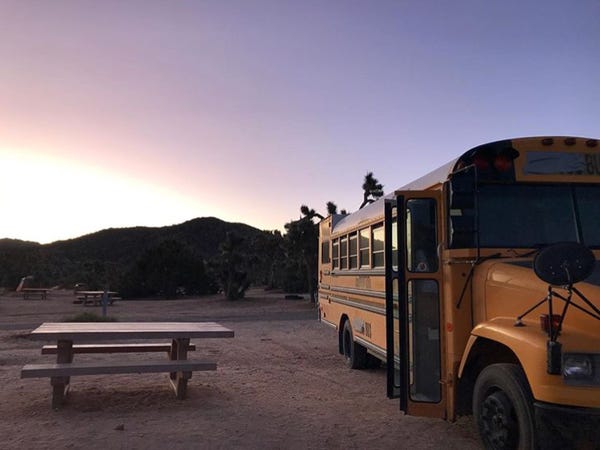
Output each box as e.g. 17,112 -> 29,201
540,314 -> 562,334
541,138 -> 554,146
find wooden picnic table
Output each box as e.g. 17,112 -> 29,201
21,322 -> 234,408
75,290 -> 119,306
21,287 -> 51,300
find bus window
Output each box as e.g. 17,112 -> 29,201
321,240 -> 330,264
408,279 -> 441,403
391,220 -> 398,271
349,232 -> 358,269
575,185 -> 600,247
340,236 -> 348,270
407,199 -> 438,272
332,239 -> 339,269
359,228 -> 370,267
478,185 -> 576,248
372,225 -> 384,267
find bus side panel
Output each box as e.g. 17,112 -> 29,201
440,256 -> 476,420
320,274 -> 387,358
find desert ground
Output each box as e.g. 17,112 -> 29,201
0,288 -> 480,449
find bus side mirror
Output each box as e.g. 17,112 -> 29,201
448,167 -> 477,248
533,242 -> 595,286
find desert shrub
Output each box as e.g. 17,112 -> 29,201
119,239 -> 218,299
63,312 -> 118,322
213,232 -> 250,300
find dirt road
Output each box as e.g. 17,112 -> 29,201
0,289 -> 480,449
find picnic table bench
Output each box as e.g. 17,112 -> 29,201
21,322 -> 234,408
41,342 -> 197,354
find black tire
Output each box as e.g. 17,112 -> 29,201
366,353 -> 381,369
342,320 -> 367,369
473,363 -> 536,450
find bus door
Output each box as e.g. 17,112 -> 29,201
385,191 -> 445,418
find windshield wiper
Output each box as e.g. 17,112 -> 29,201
507,243 -> 546,258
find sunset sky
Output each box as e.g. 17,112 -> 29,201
2,1 -> 599,244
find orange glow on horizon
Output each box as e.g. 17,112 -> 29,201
0,148 -> 217,244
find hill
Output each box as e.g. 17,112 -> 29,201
0,238 -> 41,250
0,217 -> 283,294
42,217 -> 267,265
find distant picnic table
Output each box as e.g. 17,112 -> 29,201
21,288 -> 51,300
75,290 -> 121,306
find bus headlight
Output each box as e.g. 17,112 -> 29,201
563,353 -> 599,386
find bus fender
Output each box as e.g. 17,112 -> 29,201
457,318 -> 546,388
457,334 -> 479,379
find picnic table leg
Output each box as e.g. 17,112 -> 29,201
169,338 -> 190,399
50,340 -> 73,409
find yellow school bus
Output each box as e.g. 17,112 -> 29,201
318,136 -> 600,449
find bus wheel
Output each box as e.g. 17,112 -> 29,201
366,353 -> 381,369
473,364 -> 536,450
342,320 -> 367,369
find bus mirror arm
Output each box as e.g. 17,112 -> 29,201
455,264 -> 475,310
515,242 -> 600,374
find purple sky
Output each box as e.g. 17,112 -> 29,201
2,0 -> 599,243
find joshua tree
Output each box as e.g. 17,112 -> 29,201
359,171 -> 384,209
326,201 -> 337,215
218,232 -> 250,300
279,204 -> 324,302
285,214 -> 318,303
327,201 -> 348,215
300,205 -> 324,220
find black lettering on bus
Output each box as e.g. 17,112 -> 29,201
585,153 -> 600,175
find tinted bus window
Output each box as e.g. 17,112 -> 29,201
576,185 -> 600,247
372,225 -> 384,267
359,228 -> 370,267
478,185 -> 577,247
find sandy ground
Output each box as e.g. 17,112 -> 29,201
0,289 -> 480,450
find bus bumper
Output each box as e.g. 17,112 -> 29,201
534,401 -> 600,449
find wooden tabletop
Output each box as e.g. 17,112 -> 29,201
29,322 -> 234,341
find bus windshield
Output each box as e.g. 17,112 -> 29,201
477,184 -> 600,248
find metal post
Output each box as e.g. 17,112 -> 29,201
101,287 -> 108,317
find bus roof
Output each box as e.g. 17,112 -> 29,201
397,158 -> 457,191
330,136 -> 599,236
331,156 -> 458,235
